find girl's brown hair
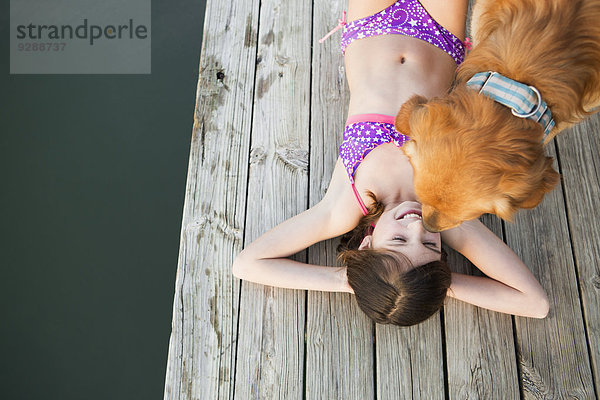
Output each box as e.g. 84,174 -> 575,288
338,193 -> 451,326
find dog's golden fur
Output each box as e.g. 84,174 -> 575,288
395,0 -> 600,231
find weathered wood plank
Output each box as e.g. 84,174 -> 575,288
556,115 -> 600,393
233,0 -> 313,398
305,1 -> 376,399
377,318 -> 445,400
305,286 -> 375,400
162,0 -> 260,398
505,146 -> 595,399
444,215 -> 520,399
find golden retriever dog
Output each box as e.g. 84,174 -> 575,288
395,0 -> 600,231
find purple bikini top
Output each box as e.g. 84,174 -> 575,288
339,0 -> 465,65
339,114 -> 409,184
339,114 -> 409,215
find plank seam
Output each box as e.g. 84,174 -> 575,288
373,323 -> 378,400
302,0 -> 315,398
302,292 -> 308,400
502,219 -> 525,399
439,309 -> 449,400
232,0 -> 263,397
510,315 -> 524,399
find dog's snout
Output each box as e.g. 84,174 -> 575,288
422,210 -> 442,232
422,218 -> 442,233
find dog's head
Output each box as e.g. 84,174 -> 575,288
395,89 -> 560,231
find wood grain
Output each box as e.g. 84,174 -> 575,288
377,317 -> 445,400
556,114 -> 600,394
165,0 -> 600,397
505,144 -> 595,399
305,1 -> 376,399
444,215 -> 520,399
233,0 -> 312,398
162,0 -> 260,398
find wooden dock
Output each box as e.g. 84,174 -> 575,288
163,0 -> 600,398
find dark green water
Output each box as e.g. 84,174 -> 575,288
1,1 -> 205,398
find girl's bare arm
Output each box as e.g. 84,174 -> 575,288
441,219 -> 549,318
232,159 -> 363,292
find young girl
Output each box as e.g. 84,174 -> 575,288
233,0 -> 549,326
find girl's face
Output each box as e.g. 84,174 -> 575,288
360,201 -> 442,267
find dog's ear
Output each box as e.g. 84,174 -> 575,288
518,160 -> 560,209
395,95 -> 428,135
492,197 -> 516,221
498,157 -> 560,214
517,191 -> 546,210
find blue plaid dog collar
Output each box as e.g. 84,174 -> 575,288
466,71 -> 555,142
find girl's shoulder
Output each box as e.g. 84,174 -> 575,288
318,158 -> 365,236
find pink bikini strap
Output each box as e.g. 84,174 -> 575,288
351,183 -> 369,216
345,113 -> 396,126
319,11 -> 347,43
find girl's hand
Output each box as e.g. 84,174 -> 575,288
343,267 -> 354,294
